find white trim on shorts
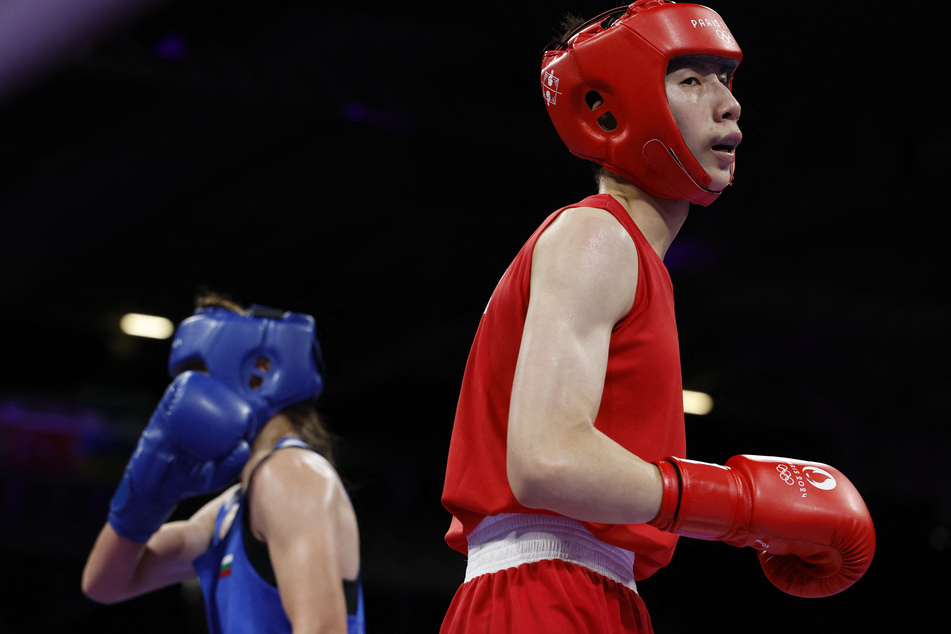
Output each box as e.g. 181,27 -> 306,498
464,513 -> 638,593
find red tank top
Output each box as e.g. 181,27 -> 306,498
441,194 -> 686,580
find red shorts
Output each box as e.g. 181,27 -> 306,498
440,559 -> 653,634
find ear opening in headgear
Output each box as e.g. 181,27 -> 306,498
585,91 -> 617,132
248,356 -> 271,390
598,112 -> 618,132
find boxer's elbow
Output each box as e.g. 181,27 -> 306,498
81,571 -> 122,605
507,443 -> 574,510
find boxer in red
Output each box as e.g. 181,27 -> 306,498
440,2 -> 875,632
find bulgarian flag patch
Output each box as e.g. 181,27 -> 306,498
219,554 -> 234,579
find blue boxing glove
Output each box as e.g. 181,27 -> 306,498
108,371 -> 255,542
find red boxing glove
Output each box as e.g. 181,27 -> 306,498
648,455 -> 875,598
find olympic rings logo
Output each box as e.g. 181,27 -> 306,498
715,29 -> 734,45
776,464 -> 796,485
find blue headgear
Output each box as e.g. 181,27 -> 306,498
167,305 -> 325,439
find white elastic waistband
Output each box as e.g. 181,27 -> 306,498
465,513 -> 638,592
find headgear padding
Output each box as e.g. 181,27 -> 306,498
168,305 -> 324,438
541,0 -> 742,206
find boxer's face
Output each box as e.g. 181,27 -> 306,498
665,56 -> 742,192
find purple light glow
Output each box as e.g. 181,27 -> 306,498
340,101 -> 412,133
154,33 -> 187,60
342,101 -> 368,123
0,0 -> 168,102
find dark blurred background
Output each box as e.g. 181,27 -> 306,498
0,0 -> 946,631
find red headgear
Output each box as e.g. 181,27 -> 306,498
541,0 -> 742,206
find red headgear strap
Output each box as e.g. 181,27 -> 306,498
541,0 -> 742,206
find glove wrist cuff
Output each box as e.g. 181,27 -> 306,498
653,456 -> 747,540
107,472 -> 175,543
648,459 -> 681,531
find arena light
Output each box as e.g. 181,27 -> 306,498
0,0 -> 167,102
683,390 -> 713,416
120,313 -> 174,339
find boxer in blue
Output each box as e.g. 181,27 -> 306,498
82,293 -> 365,634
